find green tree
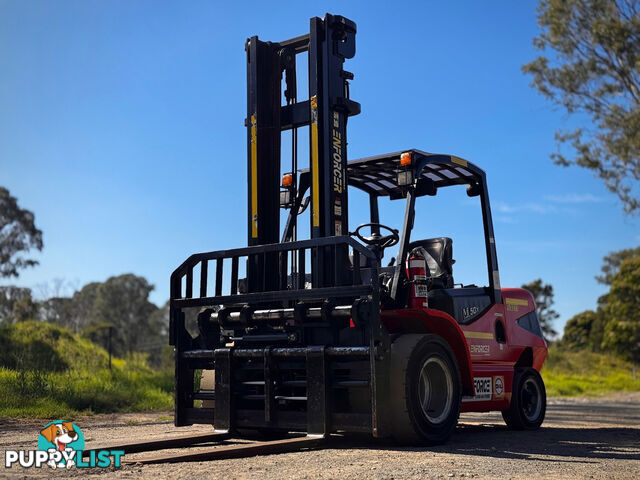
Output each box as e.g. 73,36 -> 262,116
145,301 -> 170,367
39,297 -> 74,327
147,300 -> 169,342
561,309 -> 606,350
68,282 -> 101,333
522,279 -> 560,341
561,246 -> 639,354
89,274 -> 159,357
0,286 -> 38,324
0,187 -> 43,277
38,275 -> 167,364
11,293 -> 39,322
523,0 -> 640,214
602,256 -> 640,363
596,246 -> 640,284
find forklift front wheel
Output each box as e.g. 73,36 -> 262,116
501,367 -> 546,430
390,334 -> 462,445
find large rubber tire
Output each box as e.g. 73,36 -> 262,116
501,367 -> 546,430
390,334 -> 462,445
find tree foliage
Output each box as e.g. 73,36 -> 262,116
39,297 -> 74,326
89,274 -> 160,357
522,279 -> 560,341
560,246 -> 640,362
0,187 -> 43,277
68,282 -> 101,333
523,0 -> 640,214
595,245 -> 640,284
561,309 -> 606,350
1,274 -> 169,365
0,286 -> 38,324
602,255 -> 640,363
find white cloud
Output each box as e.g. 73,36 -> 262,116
544,193 -> 605,204
495,215 -> 517,224
494,201 -> 558,214
494,202 -> 518,213
467,193 -> 601,217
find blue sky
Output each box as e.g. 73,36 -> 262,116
1,1 -> 638,335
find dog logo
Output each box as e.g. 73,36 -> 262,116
37,421 -> 85,469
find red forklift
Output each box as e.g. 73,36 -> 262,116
169,13 -> 547,444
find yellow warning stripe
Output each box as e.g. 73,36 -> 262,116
463,331 -> 494,340
505,298 -> 529,307
451,156 -> 468,167
250,114 -> 258,238
310,96 -> 320,228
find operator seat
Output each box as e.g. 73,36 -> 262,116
406,237 -> 491,324
407,237 -> 454,289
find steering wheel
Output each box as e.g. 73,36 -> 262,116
352,223 -> 399,249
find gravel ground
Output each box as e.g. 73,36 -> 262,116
2,392 -> 639,479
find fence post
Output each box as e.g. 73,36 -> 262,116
108,326 -> 113,370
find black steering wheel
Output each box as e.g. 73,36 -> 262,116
352,223 -> 399,249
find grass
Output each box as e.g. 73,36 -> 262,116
542,345 -> 640,397
2,322 -> 639,418
0,321 -> 173,418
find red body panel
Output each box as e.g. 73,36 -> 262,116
382,308 -> 475,396
381,287 -> 548,413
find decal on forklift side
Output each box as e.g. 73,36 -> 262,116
414,275 -> 428,298
250,114 -> 258,238
310,96 -> 320,228
464,331 -> 494,340
334,197 -> 342,216
332,126 -> 343,194
334,197 -> 342,235
462,377 -> 492,401
331,109 -> 345,237
494,376 -> 505,399
505,297 -> 528,311
469,344 -> 490,355
462,306 -> 480,319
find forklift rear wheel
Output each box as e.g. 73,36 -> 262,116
501,367 -> 546,430
390,334 -> 461,445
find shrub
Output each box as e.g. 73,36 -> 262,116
542,346 -> 640,396
0,322 -> 173,418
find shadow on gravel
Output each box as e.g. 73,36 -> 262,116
449,424 -> 639,462
545,403 -> 640,426
331,425 -> 640,464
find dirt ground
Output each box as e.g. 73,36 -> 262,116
2,393 -> 639,479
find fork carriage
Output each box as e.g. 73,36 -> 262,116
171,235 -> 385,436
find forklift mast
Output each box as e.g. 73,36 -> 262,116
245,14 -> 360,292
